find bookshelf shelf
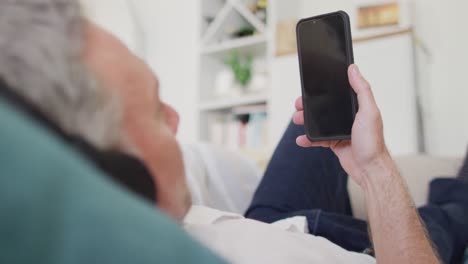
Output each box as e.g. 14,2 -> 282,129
202,2 -> 232,43
228,0 -> 266,33
202,34 -> 267,55
199,93 -> 268,111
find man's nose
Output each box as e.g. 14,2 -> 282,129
166,104 -> 180,135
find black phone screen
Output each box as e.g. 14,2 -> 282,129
297,13 -> 355,140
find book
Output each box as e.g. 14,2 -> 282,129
209,106 -> 268,150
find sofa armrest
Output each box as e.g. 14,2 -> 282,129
349,155 -> 463,220
182,143 -> 262,214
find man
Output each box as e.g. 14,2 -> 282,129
85,22 -> 468,263
83,22 -> 468,263
1,0 -> 467,263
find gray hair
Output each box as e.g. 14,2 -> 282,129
0,0 -> 121,149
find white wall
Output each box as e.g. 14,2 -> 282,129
412,0 -> 468,156
81,0 -> 200,144
130,1 -> 201,144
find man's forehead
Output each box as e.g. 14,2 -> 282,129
82,9 -> 138,55
85,21 -> 162,109
86,22 -> 129,51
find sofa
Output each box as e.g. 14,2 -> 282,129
183,143 -> 467,261
183,143 -> 463,218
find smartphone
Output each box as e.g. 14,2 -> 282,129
296,11 -> 357,142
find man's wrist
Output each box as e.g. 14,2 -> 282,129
359,153 -> 400,194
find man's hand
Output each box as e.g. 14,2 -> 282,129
293,64 -> 440,263
293,64 -> 389,188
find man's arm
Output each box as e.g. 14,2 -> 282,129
362,154 -> 439,263
293,65 -> 439,263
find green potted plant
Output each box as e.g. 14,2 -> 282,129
226,52 -> 253,87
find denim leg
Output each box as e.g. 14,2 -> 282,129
245,121 -> 353,221
417,179 -> 468,264
244,121 -> 370,252
246,121 -> 468,259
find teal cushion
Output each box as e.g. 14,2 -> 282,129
0,98 -> 226,264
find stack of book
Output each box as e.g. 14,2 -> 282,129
210,104 -> 268,150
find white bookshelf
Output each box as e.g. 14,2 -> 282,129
198,0 -> 274,158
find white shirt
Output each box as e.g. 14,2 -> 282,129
184,206 -> 376,264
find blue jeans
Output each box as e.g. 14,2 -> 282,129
246,121 -> 468,264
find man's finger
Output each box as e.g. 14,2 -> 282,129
296,135 -> 333,148
348,65 -> 377,112
295,96 -> 303,111
293,111 -> 304,125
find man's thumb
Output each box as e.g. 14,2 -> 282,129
348,64 -> 377,112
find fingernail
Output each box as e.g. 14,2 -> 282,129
351,65 -> 361,78
296,136 -> 305,145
